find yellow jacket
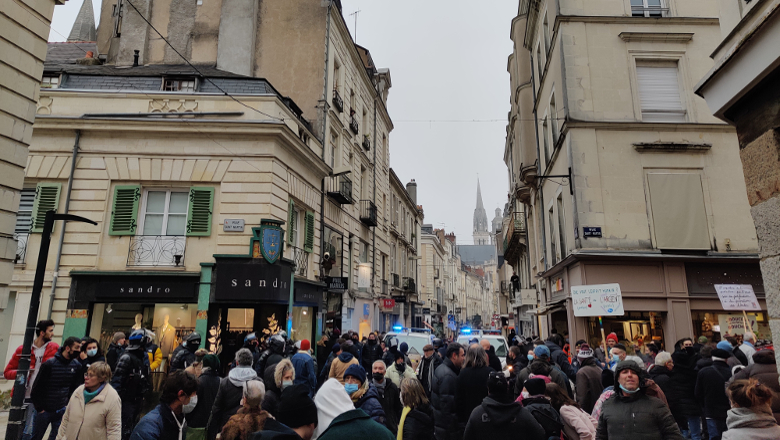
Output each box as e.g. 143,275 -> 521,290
147,346 -> 162,371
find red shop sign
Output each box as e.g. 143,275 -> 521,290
383,299 -> 396,309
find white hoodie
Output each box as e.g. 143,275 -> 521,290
313,378 -> 354,439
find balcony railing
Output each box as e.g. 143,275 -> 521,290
325,175 -> 354,205
332,89 -> 344,112
128,235 -> 186,267
631,5 -> 668,17
359,200 -> 378,227
392,273 -> 400,288
382,280 -> 388,295
362,136 -> 370,151
349,114 -> 359,134
503,211 -> 527,264
290,246 -> 308,277
14,233 -> 28,264
403,277 -> 416,293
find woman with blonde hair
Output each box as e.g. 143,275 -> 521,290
262,359 -> 294,417
56,361 -> 121,440
722,378 -> 780,439
398,377 -> 433,440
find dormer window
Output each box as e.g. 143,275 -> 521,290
42,75 -> 60,89
163,78 -> 197,92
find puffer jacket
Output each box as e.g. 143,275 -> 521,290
431,357 -> 461,440
464,396 -> 545,440
129,403 -> 184,440
55,384 -> 122,440
351,381 -> 386,425
730,349 -> 780,422
385,361 -> 416,387
546,341 -> 577,381
110,347 -> 150,402
329,352 -> 359,385
576,358 -> 604,414
721,406 -> 780,440
695,360 -> 733,419
30,350 -> 83,412
207,366 -> 258,439
595,388 -> 684,440
401,403 -> 435,440
4,341 -> 59,380
291,351 -> 317,397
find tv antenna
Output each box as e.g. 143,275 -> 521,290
349,9 -> 361,42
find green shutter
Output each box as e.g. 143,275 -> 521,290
287,199 -> 296,245
109,185 -> 141,236
31,183 -> 62,233
304,210 -> 315,253
186,187 -> 214,237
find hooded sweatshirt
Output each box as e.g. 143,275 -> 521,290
207,366 -> 259,439
464,396 -> 546,440
722,406 -> 780,440
328,352 -> 358,385
314,378 -> 355,439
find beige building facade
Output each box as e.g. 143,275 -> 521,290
504,0 -> 765,350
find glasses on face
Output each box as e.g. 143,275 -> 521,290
84,372 -> 97,378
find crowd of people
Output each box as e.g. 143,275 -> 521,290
5,320 -> 780,440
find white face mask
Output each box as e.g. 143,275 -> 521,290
182,395 -> 198,414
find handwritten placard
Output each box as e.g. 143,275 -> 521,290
571,283 -> 624,317
714,284 -> 761,311
718,313 -> 757,336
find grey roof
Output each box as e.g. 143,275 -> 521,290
67,0 -> 96,42
46,42 -> 98,64
457,245 -> 497,264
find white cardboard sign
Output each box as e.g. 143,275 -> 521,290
714,284 -> 761,311
571,283 -> 624,317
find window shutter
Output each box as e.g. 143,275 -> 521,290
31,183 -> 62,233
304,210 -> 315,253
186,187 -> 214,237
287,199 -> 296,245
15,189 -> 36,233
109,185 -> 141,236
636,65 -> 685,122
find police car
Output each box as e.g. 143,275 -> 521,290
456,328 -> 509,369
383,326 -> 434,371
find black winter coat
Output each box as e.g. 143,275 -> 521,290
465,397 -> 545,440
486,347 -> 502,373
733,346 -> 749,366
401,403 -> 435,440
696,357 -> 713,372
375,378 -> 402,435
362,341 -> 384,372
646,365 -> 673,402
208,370 -> 258,439
170,346 -> 196,372
105,343 -> 124,371
695,360 -> 733,419
185,368 -> 221,428
730,349 -> 780,422
669,350 -> 701,418
111,347 -> 150,402
455,365 -> 495,421
431,358 -> 461,440
30,351 -> 82,412
545,341 -> 576,381
417,354 -> 443,398
595,390 -> 684,440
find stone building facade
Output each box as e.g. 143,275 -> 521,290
503,0 -> 765,351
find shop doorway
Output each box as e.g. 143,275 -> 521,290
587,312 -> 665,356
209,304 -> 288,372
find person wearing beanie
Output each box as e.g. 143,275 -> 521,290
595,361 -> 683,439
185,354 -> 221,433
696,349 -> 735,439
594,332 -> 619,366
343,364 -> 386,425
386,350 -> 416,387
417,344 -> 443,398
399,342 -> 412,367
463,372 -> 545,440
575,343 -> 604,414
513,343 -> 571,399
520,377 -> 564,439
251,384 -> 318,440
328,341 -> 359,385
313,379 -> 394,440
693,335 -> 708,353
291,339 -> 317,397
106,331 -> 126,371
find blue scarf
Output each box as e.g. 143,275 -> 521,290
84,383 -> 105,404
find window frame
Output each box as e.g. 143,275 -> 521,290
631,0 -> 669,17
162,77 -> 198,92
628,52 -> 691,123
41,75 -> 60,89
138,188 -> 190,236
14,188 -> 36,234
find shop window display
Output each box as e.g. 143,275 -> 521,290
691,311 -> 773,345
292,307 -> 313,343
586,312 -> 664,356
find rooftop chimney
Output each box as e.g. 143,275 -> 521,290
406,179 -> 417,205
133,50 -> 140,67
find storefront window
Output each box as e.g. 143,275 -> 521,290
292,306 -> 313,343
586,312 -> 664,354
322,226 -> 343,277
692,311 -> 773,344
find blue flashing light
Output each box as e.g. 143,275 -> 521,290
461,328 -> 472,335
392,325 -> 403,332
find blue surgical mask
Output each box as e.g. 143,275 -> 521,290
344,383 -> 359,395
87,349 -> 98,357
282,380 -> 293,390
527,354 -> 534,361
619,384 -> 639,394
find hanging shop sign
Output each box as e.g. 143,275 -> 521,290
715,284 -> 761,311
571,283 -> 624,317
382,299 -> 396,309
325,277 -> 348,292
520,289 -> 537,305
256,220 -> 285,264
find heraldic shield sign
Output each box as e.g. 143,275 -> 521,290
252,219 -> 285,264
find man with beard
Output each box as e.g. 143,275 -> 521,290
417,344 -> 442,398
362,333 -> 383,374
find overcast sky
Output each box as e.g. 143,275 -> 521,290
50,0 -> 515,242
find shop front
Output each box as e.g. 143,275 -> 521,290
324,277 -> 347,334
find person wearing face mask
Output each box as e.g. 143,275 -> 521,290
262,359 -> 295,418
386,351 -> 416,387
184,354 -> 220,439
371,360 -> 402,435
112,330 -> 152,440
595,360 -> 684,439
251,384 -> 319,440
362,333 -> 384,374
343,364 -> 386,425
29,337 -> 83,440
513,345 -> 570,400
79,338 -> 106,378
130,370 -> 199,440
170,332 -> 202,373
291,340 -> 316,397
56,361 -> 121,440
219,380 -> 268,440
417,344 -> 442,398
207,348 -> 258,439
695,348 -> 735,440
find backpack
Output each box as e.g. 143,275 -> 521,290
119,351 -> 151,398
526,402 -> 564,440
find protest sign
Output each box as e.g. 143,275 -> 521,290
714,284 -> 761,311
571,283 -> 624,317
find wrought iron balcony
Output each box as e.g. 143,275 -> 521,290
13,233 -> 28,264
503,211 -> 527,264
403,277 -> 416,293
362,136 -> 370,151
290,245 -> 308,277
128,235 -> 186,267
349,114 -> 359,134
332,89 -> 344,112
359,200 -> 378,227
392,273 -> 400,288
325,174 -> 354,205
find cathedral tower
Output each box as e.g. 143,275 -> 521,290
473,180 -> 490,245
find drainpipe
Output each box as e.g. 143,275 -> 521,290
371,84 -> 378,330
47,130 -> 80,319
529,54 -> 548,273
320,1 -> 333,153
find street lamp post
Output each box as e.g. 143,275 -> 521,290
6,210 -> 97,440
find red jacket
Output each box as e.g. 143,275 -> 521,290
4,341 -> 60,380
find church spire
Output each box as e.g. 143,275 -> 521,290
67,0 -> 96,42
473,179 -> 490,244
